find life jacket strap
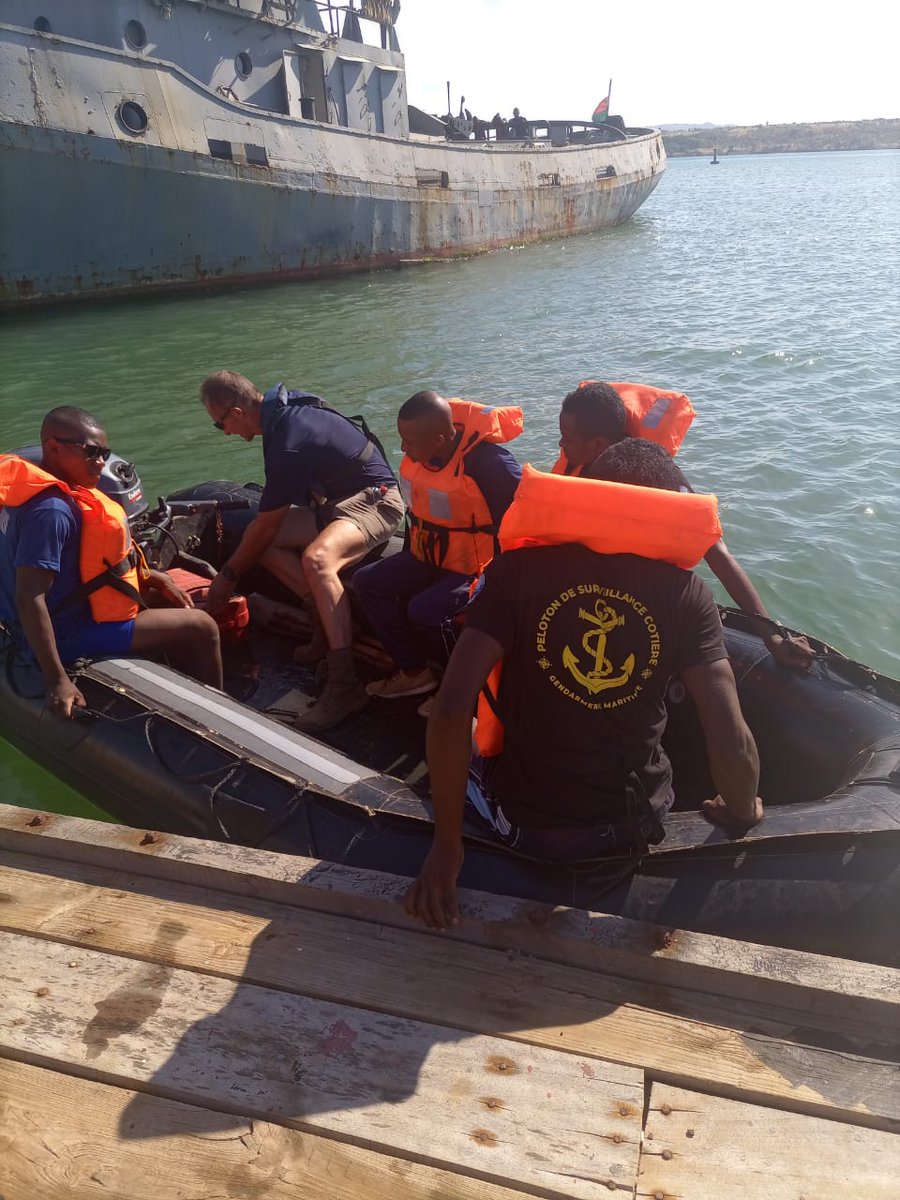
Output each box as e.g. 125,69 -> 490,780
55,555 -> 147,614
410,513 -> 497,569
479,673 -> 503,721
409,513 -> 497,538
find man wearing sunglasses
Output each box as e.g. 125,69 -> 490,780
200,370 -> 404,732
0,407 -> 222,718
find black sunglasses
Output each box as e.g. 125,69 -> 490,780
212,406 -> 238,431
55,437 -> 113,462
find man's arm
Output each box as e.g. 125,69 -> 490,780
15,566 -> 86,719
704,541 -> 815,669
403,626 -> 504,930
204,506 -> 288,614
680,657 -> 762,832
465,444 -> 522,527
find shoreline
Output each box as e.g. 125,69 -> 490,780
661,116 -> 900,157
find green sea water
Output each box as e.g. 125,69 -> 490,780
2,149 -> 898,817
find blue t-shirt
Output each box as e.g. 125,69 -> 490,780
258,386 -> 396,513
462,442 -> 522,526
0,490 -> 93,646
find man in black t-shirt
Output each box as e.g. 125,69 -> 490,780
405,439 -> 762,931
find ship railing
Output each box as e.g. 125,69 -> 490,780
451,119 -> 638,147
316,1 -> 397,47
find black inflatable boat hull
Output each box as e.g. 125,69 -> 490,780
2,636 -> 898,966
2,476 -> 899,964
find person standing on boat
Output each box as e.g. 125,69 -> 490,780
404,440 -> 763,931
353,391 -> 523,715
199,371 -> 404,732
0,407 -> 223,718
508,107 -> 529,138
553,381 -> 815,670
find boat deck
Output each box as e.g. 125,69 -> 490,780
0,801 -> 897,1198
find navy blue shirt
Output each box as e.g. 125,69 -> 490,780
461,442 -> 522,526
258,385 -> 396,513
0,490 -> 92,645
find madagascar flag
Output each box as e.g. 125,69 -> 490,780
592,95 -> 610,124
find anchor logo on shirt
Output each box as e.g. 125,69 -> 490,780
562,600 -> 635,694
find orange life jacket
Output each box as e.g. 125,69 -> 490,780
473,465 -> 721,756
552,381 -> 695,475
399,399 -> 524,576
0,455 -> 143,622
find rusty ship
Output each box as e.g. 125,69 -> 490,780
0,0 -> 666,309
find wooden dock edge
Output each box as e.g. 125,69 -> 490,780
1,803 -> 896,1027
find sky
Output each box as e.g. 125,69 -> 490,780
391,0 -> 899,129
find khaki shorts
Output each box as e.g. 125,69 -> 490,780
322,484 -> 405,551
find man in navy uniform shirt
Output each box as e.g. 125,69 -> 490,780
200,371 -> 404,730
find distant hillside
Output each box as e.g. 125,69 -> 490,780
661,118 -> 900,156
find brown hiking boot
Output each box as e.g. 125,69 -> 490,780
292,598 -> 328,666
293,648 -> 369,733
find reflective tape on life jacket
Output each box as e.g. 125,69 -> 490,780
473,465 -> 721,756
399,399 -> 524,576
0,455 -> 144,623
552,381 -> 696,475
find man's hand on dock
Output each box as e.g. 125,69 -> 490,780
403,840 -> 465,931
701,794 -> 764,837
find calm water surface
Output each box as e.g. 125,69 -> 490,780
2,149 -> 898,814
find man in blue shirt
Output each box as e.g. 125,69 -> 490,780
200,371 -> 404,731
1,407 -> 222,718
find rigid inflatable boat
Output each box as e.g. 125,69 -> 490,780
2,470 -> 898,966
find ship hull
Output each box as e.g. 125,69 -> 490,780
0,20 -> 665,308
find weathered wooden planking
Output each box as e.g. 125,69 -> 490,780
0,1057 -> 539,1200
1,803 -> 895,1027
0,930 -> 643,1200
637,1082 -> 900,1199
1,855 -> 898,1132
5,850 -> 889,1056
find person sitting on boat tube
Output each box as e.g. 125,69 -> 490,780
553,381 -> 815,670
0,407 -> 223,719
404,439 -> 763,931
199,371 -> 405,732
353,391 -> 523,716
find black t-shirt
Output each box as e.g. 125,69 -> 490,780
466,544 -> 726,828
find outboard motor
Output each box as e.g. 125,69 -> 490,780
11,445 -> 148,525
101,454 -> 147,524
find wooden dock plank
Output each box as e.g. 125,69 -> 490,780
1,804 -> 895,1027
0,930 -> 643,1200
637,1082 -> 900,1199
1,855 -> 898,1132
0,1057 -> 542,1200
1,851 -> 891,1053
